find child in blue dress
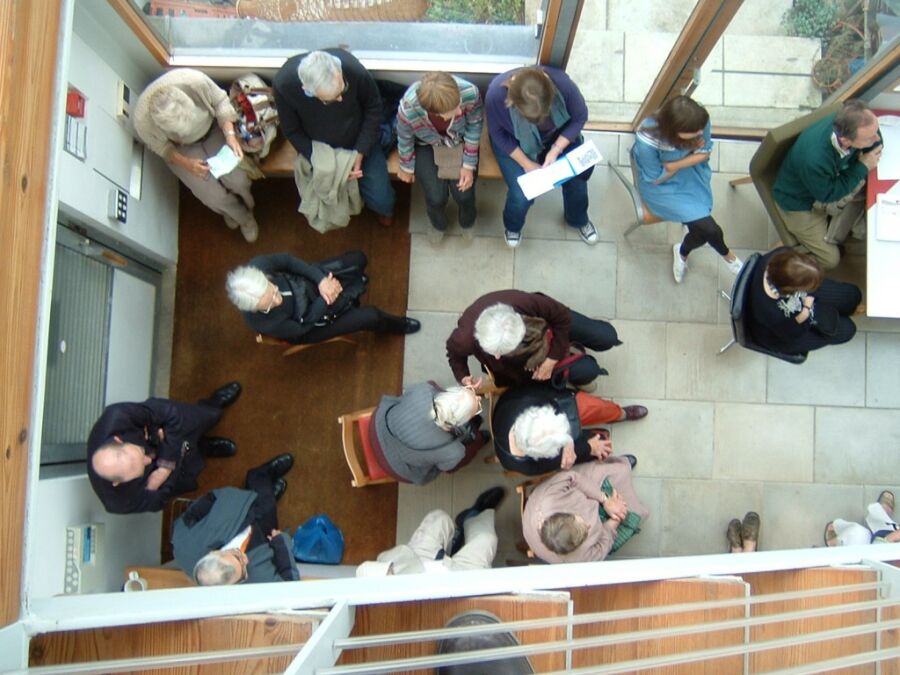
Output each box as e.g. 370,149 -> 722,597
632,96 -> 743,283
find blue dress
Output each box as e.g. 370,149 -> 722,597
631,118 -> 713,223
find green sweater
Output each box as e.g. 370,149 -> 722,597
773,114 -> 869,212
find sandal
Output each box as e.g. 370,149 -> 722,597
877,490 -> 895,515
824,521 -> 838,547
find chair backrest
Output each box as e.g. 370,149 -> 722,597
729,252 -> 808,365
749,102 -> 842,245
337,406 -> 397,488
257,333 -> 355,357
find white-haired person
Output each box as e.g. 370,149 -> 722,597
273,48 -> 395,225
369,382 -> 488,485
226,251 -> 420,344
133,68 -> 258,243
825,490 -> 900,547
395,71 -> 483,243
172,455 -> 298,585
446,290 -> 620,390
491,382 -> 647,476
523,458 -> 649,564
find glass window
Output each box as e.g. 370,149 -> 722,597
697,0 -> 898,129
566,0 -> 701,123
131,0 -> 543,66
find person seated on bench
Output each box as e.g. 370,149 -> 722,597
273,49 -> 396,226
172,455 -> 298,585
491,382 -> 647,476
773,99 -> 882,270
226,251 -> 420,344
133,69 -> 259,243
631,96 -> 743,284
747,247 -> 861,356
486,66 -> 598,248
396,72 -> 483,244
523,458 -> 649,563
369,382 -> 487,485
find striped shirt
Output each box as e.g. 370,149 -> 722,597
396,76 -> 483,173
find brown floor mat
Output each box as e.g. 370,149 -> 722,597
167,176 -> 410,565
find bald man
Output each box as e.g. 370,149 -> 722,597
86,382 -> 241,514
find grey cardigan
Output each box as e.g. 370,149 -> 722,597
373,382 -> 465,485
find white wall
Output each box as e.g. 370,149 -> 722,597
57,2 -> 179,267
28,472 -> 161,598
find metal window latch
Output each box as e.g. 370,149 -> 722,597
535,7 -> 544,39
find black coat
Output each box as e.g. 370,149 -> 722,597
86,399 -> 221,514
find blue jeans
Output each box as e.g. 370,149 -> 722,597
493,140 -> 593,233
358,144 -> 396,217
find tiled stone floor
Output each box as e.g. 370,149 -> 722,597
396,131 -> 900,565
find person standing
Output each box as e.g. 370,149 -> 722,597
632,96 -> 743,283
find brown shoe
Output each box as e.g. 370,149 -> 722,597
726,519 -> 743,552
877,490 -> 895,515
376,213 -> 395,227
620,405 -> 648,421
741,511 -> 760,552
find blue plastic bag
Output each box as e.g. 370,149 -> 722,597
292,514 -> 345,564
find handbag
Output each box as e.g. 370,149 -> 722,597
229,73 -> 279,158
549,344 -> 607,390
292,514 -> 345,564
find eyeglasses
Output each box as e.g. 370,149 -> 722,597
320,79 -> 350,105
261,283 -> 281,314
222,549 -> 249,584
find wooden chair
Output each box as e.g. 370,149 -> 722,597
607,158 -> 663,237
337,406 -> 398,488
256,333 -> 354,357
730,102 -> 842,247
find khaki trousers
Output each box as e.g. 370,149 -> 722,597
167,126 -> 255,227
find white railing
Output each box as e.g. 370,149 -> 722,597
8,545 -> 900,674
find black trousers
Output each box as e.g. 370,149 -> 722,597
295,250 -> 406,344
170,400 -> 223,496
245,465 -> 279,540
567,311 -> 621,384
414,144 -> 477,231
679,215 -> 730,257
786,278 -> 861,353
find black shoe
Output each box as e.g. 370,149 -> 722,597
198,437 -> 237,458
450,487 -> 506,556
402,317 -> 421,334
624,454 -> 637,469
208,381 -> 242,409
479,430 -> 491,445
260,453 -> 294,478
273,478 -> 287,501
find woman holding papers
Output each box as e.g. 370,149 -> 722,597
134,69 -> 259,243
485,66 -> 598,249
632,96 -> 742,283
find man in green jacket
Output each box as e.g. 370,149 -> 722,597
773,100 -> 882,269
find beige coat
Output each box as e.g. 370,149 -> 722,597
523,457 -> 649,564
293,141 -> 363,233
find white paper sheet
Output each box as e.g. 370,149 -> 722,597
876,194 -> 900,242
876,121 -> 900,181
516,139 -> 603,200
206,145 -> 240,178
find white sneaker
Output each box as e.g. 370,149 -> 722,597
461,226 -> 475,241
504,229 -> 522,248
578,220 -> 599,245
428,228 -> 445,245
672,243 -> 687,283
224,215 -> 240,230
725,256 -> 744,275
240,217 -> 259,243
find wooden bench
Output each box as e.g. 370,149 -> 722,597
258,125 -> 502,180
